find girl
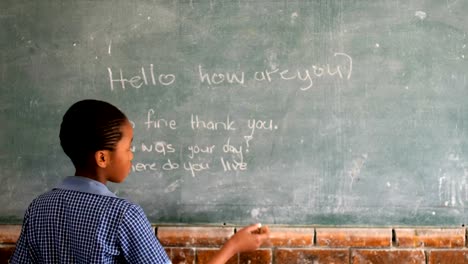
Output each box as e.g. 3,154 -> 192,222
11,99 -> 269,263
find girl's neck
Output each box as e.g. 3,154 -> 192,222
74,168 -> 107,184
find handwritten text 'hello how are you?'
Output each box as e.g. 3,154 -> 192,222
106,53 -> 353,91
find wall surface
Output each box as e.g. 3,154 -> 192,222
1,225 -> 468,264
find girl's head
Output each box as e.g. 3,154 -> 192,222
60,99 -> 133,182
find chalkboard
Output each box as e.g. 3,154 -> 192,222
1,0 -> 468,226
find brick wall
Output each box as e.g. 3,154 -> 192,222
1,225 -> 467,263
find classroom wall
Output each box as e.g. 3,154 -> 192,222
1,225 -> 467,264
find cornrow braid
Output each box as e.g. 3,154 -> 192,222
60,99 -> 127,168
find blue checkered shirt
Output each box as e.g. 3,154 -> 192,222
10,176 -> 171,264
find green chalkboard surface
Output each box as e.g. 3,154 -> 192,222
1,0 -> 468,226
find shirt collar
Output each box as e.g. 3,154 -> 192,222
55,176 -> 117,198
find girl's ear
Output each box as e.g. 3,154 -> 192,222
95,150 -> 110,168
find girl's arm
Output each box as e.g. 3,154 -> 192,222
207,223 -> 270,264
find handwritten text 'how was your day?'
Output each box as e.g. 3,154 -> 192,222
128,109 -> 279,177
106,52 -> 353,91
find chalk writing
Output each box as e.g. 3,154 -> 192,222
247,118 -> 278,138
140,141 -> 175,155
184,161 -> 210,177
145,109 -> 177,130
107,64 -> 176,91
188,144 -> 216,159
199,65 -> 245,86
116,52 -> 352,177
130,112 -> 278,177
199,52 -> 352,91
107,52 -> 353,91
191,115 -> 236,131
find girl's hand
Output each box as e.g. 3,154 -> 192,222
207,223 -> 270,264
226,223 -> 270,253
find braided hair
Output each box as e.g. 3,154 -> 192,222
59,99 -> 127,168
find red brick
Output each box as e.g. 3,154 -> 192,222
164,247 -> 195,264
352,249 -> 425,264
196,248 -> 237,264
157,227 -> 234,247
274,248 -> 349,264
267,227 -> 313,247
0,245 -> 16,264
316,228 -> 391,247
0,225 -> 21,243
395,228 -> 465,248
239,249 -> 271,264
427,249 -> 468,264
